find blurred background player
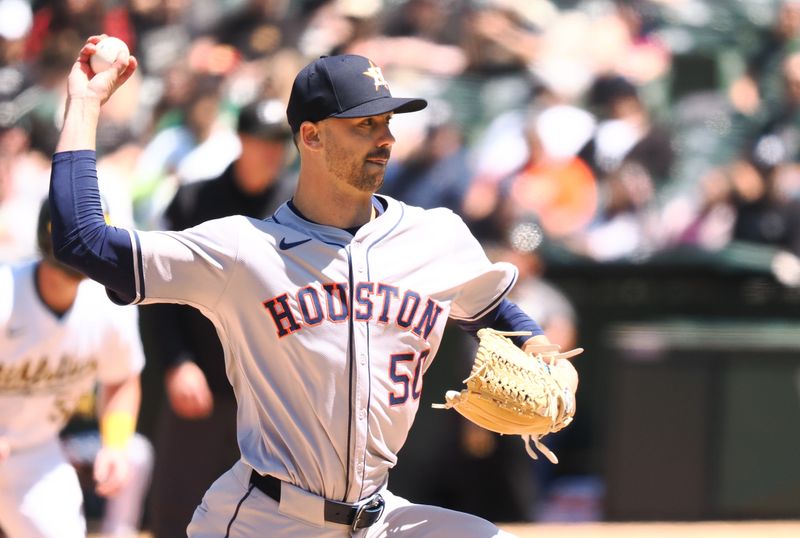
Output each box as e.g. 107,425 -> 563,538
0,201 -> 146,538
139,98 -> 296,538
59,385 -> 153,537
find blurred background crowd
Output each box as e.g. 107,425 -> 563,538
2,0 -> 800,535
5,0 -> 800,267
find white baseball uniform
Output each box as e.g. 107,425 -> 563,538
119,195 -> 517,536
0,261 -> 145,538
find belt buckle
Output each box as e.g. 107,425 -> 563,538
351,494 -> 385,532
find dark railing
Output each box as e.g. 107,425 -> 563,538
544,242 -> 800,521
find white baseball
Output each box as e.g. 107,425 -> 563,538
89,37 -> 130,73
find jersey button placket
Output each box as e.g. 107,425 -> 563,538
350,352 -> 369,494
348,246 -> 370,498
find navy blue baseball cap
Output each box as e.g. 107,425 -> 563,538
286,54 -> 427,134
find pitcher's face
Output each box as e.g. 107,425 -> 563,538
319,114 -> 395,193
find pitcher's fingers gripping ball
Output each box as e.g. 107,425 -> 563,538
433,329 -> 582,463
89,36 -> 130,73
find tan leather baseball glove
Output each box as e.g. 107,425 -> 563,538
433,328 -> 582,463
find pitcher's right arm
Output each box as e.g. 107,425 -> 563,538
49,35 -> 141,303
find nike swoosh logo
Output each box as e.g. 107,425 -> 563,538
6,326 -> 23,338
279,237 -> 312,250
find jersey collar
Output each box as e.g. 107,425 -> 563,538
273,195 -> 401,247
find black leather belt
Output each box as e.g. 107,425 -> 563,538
249,471 -> 385,531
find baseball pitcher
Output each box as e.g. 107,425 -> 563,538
49,35 -> 579,537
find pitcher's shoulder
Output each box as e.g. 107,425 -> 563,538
417,206 -> 470,236
388,197 -> 463,227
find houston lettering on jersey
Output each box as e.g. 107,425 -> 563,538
263,281 -> 444,340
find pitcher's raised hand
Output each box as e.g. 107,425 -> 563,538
67,34 -> 137,105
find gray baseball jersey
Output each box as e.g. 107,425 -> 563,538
124,195 -> 517,503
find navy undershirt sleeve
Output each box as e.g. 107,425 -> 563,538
49,150 -> 138,303
456,298 -> 544,348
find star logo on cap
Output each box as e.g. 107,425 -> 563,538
362,61 -> 389,91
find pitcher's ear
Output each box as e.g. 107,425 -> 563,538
299,122 -> 321,149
